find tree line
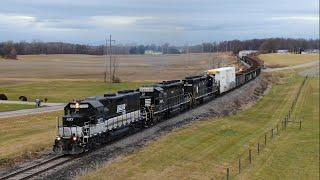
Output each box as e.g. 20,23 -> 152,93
0,38 -> 318,59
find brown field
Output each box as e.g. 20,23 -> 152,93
0,53 -> 239,84
259,53 -> 319,67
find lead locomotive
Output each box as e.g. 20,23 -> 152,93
53,56 -> 261,154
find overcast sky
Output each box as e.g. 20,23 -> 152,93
0,0 -> 319,45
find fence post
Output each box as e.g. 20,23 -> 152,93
299,121 -> 302,130
227,167 -> 230,180
257,143 -> 260,154
249,149 -> 252,164
264,133 -> 267,146
238,158 -> 241,174
277,124 -> 279,134
271,129 -> 274,139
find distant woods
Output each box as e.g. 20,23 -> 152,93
0,43 -> 17,59
0,38 -> 318,58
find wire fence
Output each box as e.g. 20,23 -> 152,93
225,76 -> 308,180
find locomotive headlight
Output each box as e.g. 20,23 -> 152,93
56,136 -> 61,141
72,136 -> 77,141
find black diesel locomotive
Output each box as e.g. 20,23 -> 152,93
53,56 -> 262,154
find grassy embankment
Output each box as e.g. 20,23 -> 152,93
258,53 -> 319,68
83,73 -> 319,180
0,104 -> 35,112
239,76 -> 319,179
0,81 -> 148,168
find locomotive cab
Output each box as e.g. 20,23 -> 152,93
54,101 -> 106,154
63,101 -> 106,125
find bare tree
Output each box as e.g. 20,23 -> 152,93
111,55 -> 120,83
8,48 -> 17,59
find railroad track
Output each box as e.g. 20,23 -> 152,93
0,155 -> 74,180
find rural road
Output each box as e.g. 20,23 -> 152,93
0,100 -> 65,119
0,105 -> 65,119
263,60 -> 319,72
0,100 -> 64,106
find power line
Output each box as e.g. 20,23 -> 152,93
105,34 -> 115,83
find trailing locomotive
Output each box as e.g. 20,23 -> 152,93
53,56 -> 262,155
140,80 -> 188,123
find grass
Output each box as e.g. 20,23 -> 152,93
259,54 -> 319,67
82,73 -> 319,180
0,111 -> 60,168
1,81 -> 149,103
0,104 -> 35,112
239,77 -> 319,179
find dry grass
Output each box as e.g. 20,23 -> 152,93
259,53 -> 319,67
0,111 -> 61,168
0,53 -> 239,83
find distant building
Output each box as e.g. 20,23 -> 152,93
238,50 -> 258,58
302,49 -> 320,54
276,50 -> 289,54
144,50 -> 163,55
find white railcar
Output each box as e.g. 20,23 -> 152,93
207,67 -> 236,93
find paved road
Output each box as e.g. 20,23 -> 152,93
0,100 -> 65,119
0,100 -> 64,106
0,105 -> 65,119
263,61 -> 319,72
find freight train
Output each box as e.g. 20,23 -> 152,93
53,56 -> 262,154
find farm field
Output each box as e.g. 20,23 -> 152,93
0,53 -> 238,83
0,104 -> 35,112
82,73 -> 319,180
259,53 -> 319,67
1,81 -> 148,103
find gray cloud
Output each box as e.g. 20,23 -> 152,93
0,0 -> 318,44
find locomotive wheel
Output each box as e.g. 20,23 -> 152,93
53,145 -> 63,154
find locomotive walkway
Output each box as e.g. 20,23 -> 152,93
0,100 -> 65,119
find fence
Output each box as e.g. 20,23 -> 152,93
225,76 -> 308,180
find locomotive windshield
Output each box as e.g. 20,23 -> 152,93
65,103 -> 92,116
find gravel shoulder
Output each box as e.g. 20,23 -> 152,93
0,74 -> 271,179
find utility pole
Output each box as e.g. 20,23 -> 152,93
201,41 -> 204,53
105,35 -> 115,83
